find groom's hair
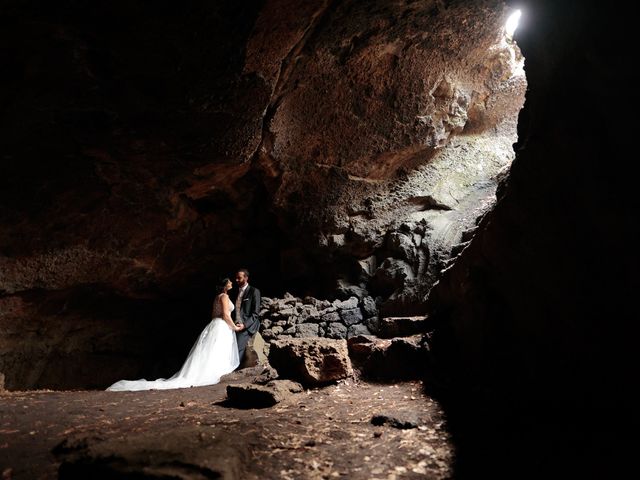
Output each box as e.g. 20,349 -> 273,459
238,268 -> 250,278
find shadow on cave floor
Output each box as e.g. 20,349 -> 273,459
1,368 -> 453,479
423,382 -> 634,479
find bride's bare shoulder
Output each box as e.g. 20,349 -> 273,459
216,293 -> 229,301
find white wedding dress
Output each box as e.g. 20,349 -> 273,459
107,297 -> 239,391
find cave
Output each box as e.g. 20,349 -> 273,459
0,0 -> 636,478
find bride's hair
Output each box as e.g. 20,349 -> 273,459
216,277 -> 231,294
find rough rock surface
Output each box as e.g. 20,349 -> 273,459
421,0 -> 638,477
260,294 -> 379,341
348,335 -> 427,381
378,316 -> 430,338
260,0 -> 527,317
226,380 -> 303,408
268,338 -> 353,386
0,0 -> 524,390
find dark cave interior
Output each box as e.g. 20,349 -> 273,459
0,0 -> 638,477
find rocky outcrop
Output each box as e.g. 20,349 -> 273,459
422,0 -> 638,476
259,0 -> 526,315
268,337 -> 353,386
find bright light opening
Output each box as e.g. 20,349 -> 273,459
505,9 -> 522,39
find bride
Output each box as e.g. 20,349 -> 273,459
107,278 -> 241,391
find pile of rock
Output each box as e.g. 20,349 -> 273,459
259,293 -> 379,340
225,338 -> 354,408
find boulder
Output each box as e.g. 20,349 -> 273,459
226,380 -> 303,408
295,323 -> 319,338
364,316 -> 380,334
362,296 -> 378,318
371,258 -> 415,295
268,338 -> 353,386
334,297 -> 359,310
340,308 -> 363,326
321,311 -> 341,323
347,324 -> 371,338
239,332 -> 269,369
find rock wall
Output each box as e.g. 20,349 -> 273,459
0,0 -> 525,389
257,0 -> 526,314
0,0 -> 279,390
424,0 -> 638,475
260,293 -> 378,341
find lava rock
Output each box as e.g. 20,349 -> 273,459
325,322 -> 348,339
226,380 -> 303,408
340,308 -> 363,326
347,324 -> 371,338
268,338 -> 353,386
371,413 -> 419,429
378,316 -> 429,338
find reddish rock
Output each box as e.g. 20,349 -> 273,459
268,338 -> 353,386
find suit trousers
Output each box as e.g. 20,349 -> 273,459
236,330 -> 251,363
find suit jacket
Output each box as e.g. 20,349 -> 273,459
232,285 -> 261,335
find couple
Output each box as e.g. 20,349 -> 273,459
107,269 -> 260,391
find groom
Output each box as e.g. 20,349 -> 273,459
232,268 -> 261,364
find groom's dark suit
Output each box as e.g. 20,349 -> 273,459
232,284 -> 261,362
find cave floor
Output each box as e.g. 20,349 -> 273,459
0,369 -> 453,479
